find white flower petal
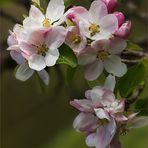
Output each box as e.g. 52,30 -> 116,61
15,62 -> 34,81
109,37 -> 127,54
46,0 -> 65,23
45,26 -> 66,49
94,108 -> 110,120
104,55 -> 127,77
45,48 -> 59,67
104,74 -> 116,91
100,14 -> 118,35
86,133 -> 96,147
28,54 -> 46,71
85,60 -> 104,81
89,0 -> 107,24
37,69 -> 50,85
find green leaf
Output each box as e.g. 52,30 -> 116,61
87,73 -> 106,88
57,44 -> 78,68
135,99 -> 148,116
125,41 -> 143,51
64,0 -> 73,8
65,66 -> 77,85
117,63 -> 146,97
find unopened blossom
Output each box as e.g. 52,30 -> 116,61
101,0 -> 118,13
78,37 -> 127,81
74,0 -> 118,40
19,27 -> 66,71
23,0 -> 65,31
70,75 -> 127,148
114,11 -> 125,27
65,26 -> 87,55
115,21 -> 132,39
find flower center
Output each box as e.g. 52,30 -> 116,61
66,19 -> 75,26
98,118 -> 109,126
37,44 -> 48,56
42,18 -> 51,27
97,51 -> 109,61
70,32 -> 81,44
89,24 -> 100,37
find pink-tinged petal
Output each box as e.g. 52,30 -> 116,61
46,0 -> 65,22
15,62 -> 34,81
91,87 -> 104,107
37,69 -> 50,85
115,99 -> 125,113
114,21 -> 132,39
85,90 -> 92,100
86,133 -> 96,147
94,108 -> 110,120
20,42 -> 37,56
85,60 -> 104,81
23,17 -> 43,31
73,113 -> 98,133
102,0 -> 118,13
102,88 -> 115,107
113,11 -> 125,27
7,45 -> 20,51
28,54 -> 46,71
91,39 -> 110,51
89,0 -> 107,24
95,119 -> 116,148
70,99 -> 93,112
127,116 -> 148,130
100,14 -> 118,35
27,29 -> 47,45
104,75 -> 116,91
114,114 -> 128,122
45,48 -> 59,67
78,53 -> 96,66
45,26 -> 66,49
104,55 -> 127,77
10,51 -> 25,65
109,37 -> 127,54
7,34 -> 17,46
29,5 -> 44,20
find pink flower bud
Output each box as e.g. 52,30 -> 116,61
102,0 -> 118,13
114,11 -> 125,27
114,21 -> 132,39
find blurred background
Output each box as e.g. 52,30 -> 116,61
0,0 -> 148,148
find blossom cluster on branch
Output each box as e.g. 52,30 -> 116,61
6,0 -> 148,148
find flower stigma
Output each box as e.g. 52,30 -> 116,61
89,24 -> 100,37
37,44 -> 48,56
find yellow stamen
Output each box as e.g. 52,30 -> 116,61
98,51 -> 109,61
89,24 -> 100,37
42,18 -> 51,27
70,32 -> 81,44
66,19 -> 75,26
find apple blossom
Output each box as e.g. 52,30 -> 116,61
23,0 -> 65,31
78,37 -> 127,81
65,26 -> 87,55
74,0 -> 118,40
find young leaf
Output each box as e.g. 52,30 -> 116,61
57,44 -> 78,68
125,41 -> 143,51
117,63 -> 146,97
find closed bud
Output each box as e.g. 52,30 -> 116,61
114,21 -> 132,39
114,11 -> 125,27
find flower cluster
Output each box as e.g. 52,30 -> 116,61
70,75 -> 148,148
7,0 -> 131,84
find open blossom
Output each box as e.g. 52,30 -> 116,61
74,0 -> 118,40
23,0 -> 65,31
19,27 -> 66,71
70,75 -> 127,148
65,26 -> 87,55
78,37 -> 127,81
